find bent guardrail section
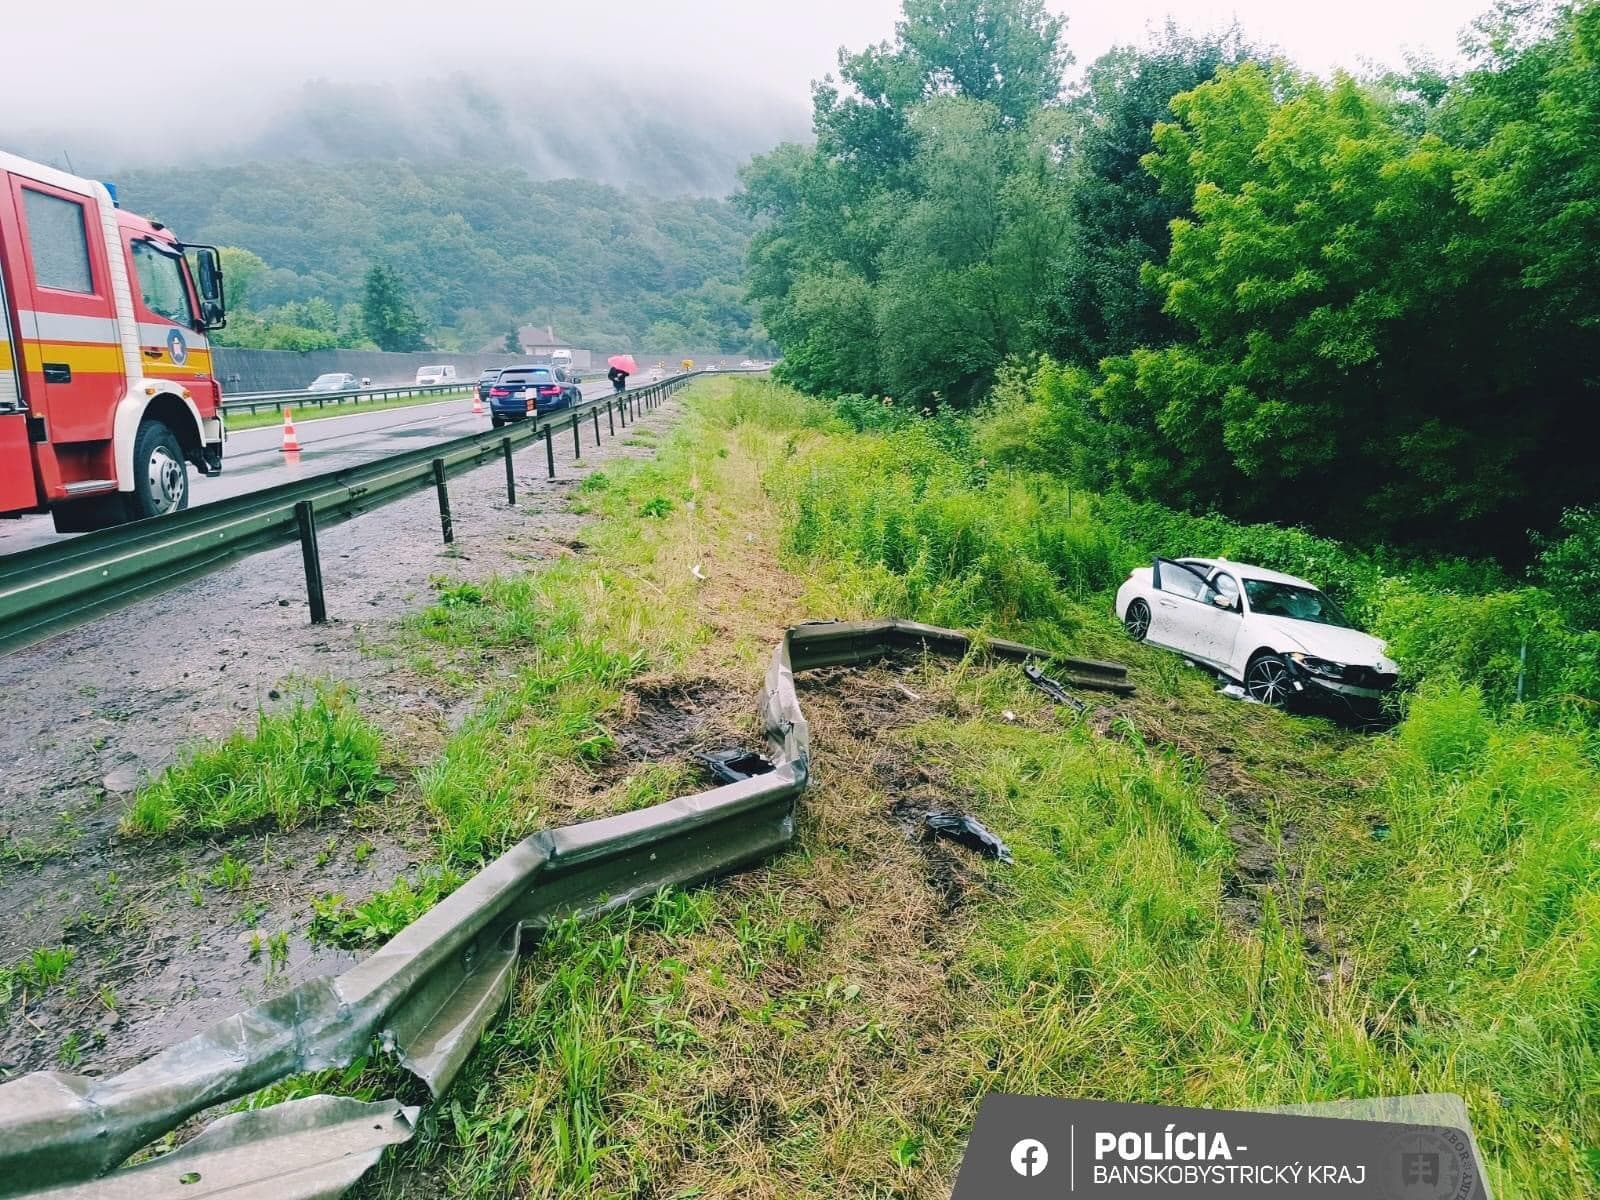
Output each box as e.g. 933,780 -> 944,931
0,373 -> 704,656
0,619 -> 1111,1199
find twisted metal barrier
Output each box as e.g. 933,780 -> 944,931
0,620 -> 1125,1199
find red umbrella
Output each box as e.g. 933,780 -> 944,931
608,354 -> 638,375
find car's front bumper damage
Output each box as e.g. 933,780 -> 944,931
1282,658 -> 1397,714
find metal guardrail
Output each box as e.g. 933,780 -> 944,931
220,380 -> 469,415
0,619 -> 1123,1199
0,374 -> 705,656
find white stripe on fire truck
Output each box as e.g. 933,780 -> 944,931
16,311 -> 120,345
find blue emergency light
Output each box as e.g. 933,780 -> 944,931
100,181 -> 119,207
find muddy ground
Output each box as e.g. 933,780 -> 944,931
0,397 -> 685,1080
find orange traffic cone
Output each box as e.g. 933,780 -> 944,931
472,391 -> 486,416
279,408 -> 303,453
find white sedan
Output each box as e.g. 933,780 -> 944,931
1114,557 -> 1398,709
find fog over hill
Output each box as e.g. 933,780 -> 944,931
12,74 -> 810,198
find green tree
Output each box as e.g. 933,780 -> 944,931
1082,28 -> 1596,553
216,246 -> 268,313
503,328 -> 523,354
1046,26 -> 1261,366
741,0 -> 1073,406
360,262 -> 428,351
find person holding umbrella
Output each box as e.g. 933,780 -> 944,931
607,353 -> 637,394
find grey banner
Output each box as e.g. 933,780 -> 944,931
952,1095 -> 1487,1199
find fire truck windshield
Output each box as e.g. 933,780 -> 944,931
131,239 -> 195,325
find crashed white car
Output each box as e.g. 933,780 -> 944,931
1114,558 -> 1398,709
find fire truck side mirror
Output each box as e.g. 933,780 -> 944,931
192,246 -> 227,330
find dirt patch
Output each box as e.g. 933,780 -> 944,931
794,658 -> 951,740
0,818 -> 416,1080
796,663 -> 993,916
0,397 -> 688,1082
611,676 -> 754,765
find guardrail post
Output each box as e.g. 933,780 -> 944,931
592,407 -> 601,446
571,414 -> 582,460
607,401 -> 615,435
432,458 -> 454,544
294,500 -> 327,625
545,423 -> 555,478
502,436 -> 515,505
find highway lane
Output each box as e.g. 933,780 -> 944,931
0,379 -> 622,556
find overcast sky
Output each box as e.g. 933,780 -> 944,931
2,0 -> 1493,153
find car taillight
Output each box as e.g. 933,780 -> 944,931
537,385 -> 561,396
489,387 -> 509,397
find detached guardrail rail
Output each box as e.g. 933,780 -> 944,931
0,373 -> 711,656
0,619 -> 1125,1199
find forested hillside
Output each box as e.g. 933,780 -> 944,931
119,161 -> 772,354
742,0 -> 1600,558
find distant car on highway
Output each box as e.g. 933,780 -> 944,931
306,372 -> 359,393
740,360 -> 756,368
476,369 -> 501,403
488,364 -> 581,426
415,365 -> 457,386
647,367 -> 664,383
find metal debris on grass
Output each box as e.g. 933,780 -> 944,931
922,811 -> 1014,863
1218,683 -> 1264,705
693,749 -> 777,785
1023,663 -> 1087,713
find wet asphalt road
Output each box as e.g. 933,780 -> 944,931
0,380 -> 620,556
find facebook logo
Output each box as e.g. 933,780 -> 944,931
1010,1138 -> 1049,1177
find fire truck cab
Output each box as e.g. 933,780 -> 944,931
0,150 -> 226,533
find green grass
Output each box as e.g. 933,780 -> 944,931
311,867 -> 468,948
121,689 -> 390,837
359,378 -> 1600,1198
103,374 -> 1572,1198
224,389 -> 475,431
0,945 -> 76,1006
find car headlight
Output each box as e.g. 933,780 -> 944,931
1288,653 -> 1346,679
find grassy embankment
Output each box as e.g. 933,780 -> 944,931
101,376 -> 1594,1197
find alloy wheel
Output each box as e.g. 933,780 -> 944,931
1245,655 -> 1292,706
1124,600 -> 1151,642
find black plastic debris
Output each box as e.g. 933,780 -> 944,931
922,810 -> 1014,863
1024,663 -> 1087,713
694,749 -> 777,785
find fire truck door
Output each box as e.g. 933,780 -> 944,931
127,236 -> 215,405
9,175 -> 123,448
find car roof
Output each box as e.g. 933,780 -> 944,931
1178,557 -> 1316,588
502,363 -> 553,372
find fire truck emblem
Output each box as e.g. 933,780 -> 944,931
166,328 -> 188,366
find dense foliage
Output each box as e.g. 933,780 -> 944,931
700,378 -> 1598,1195
743,0 -> 1600,558
121,161 -> 774,355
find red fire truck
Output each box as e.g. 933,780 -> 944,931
0,150 -> 227,533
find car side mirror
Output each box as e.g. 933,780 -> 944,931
1213,594 -> 1237,611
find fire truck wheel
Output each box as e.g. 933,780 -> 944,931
126,421 -> 190,520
